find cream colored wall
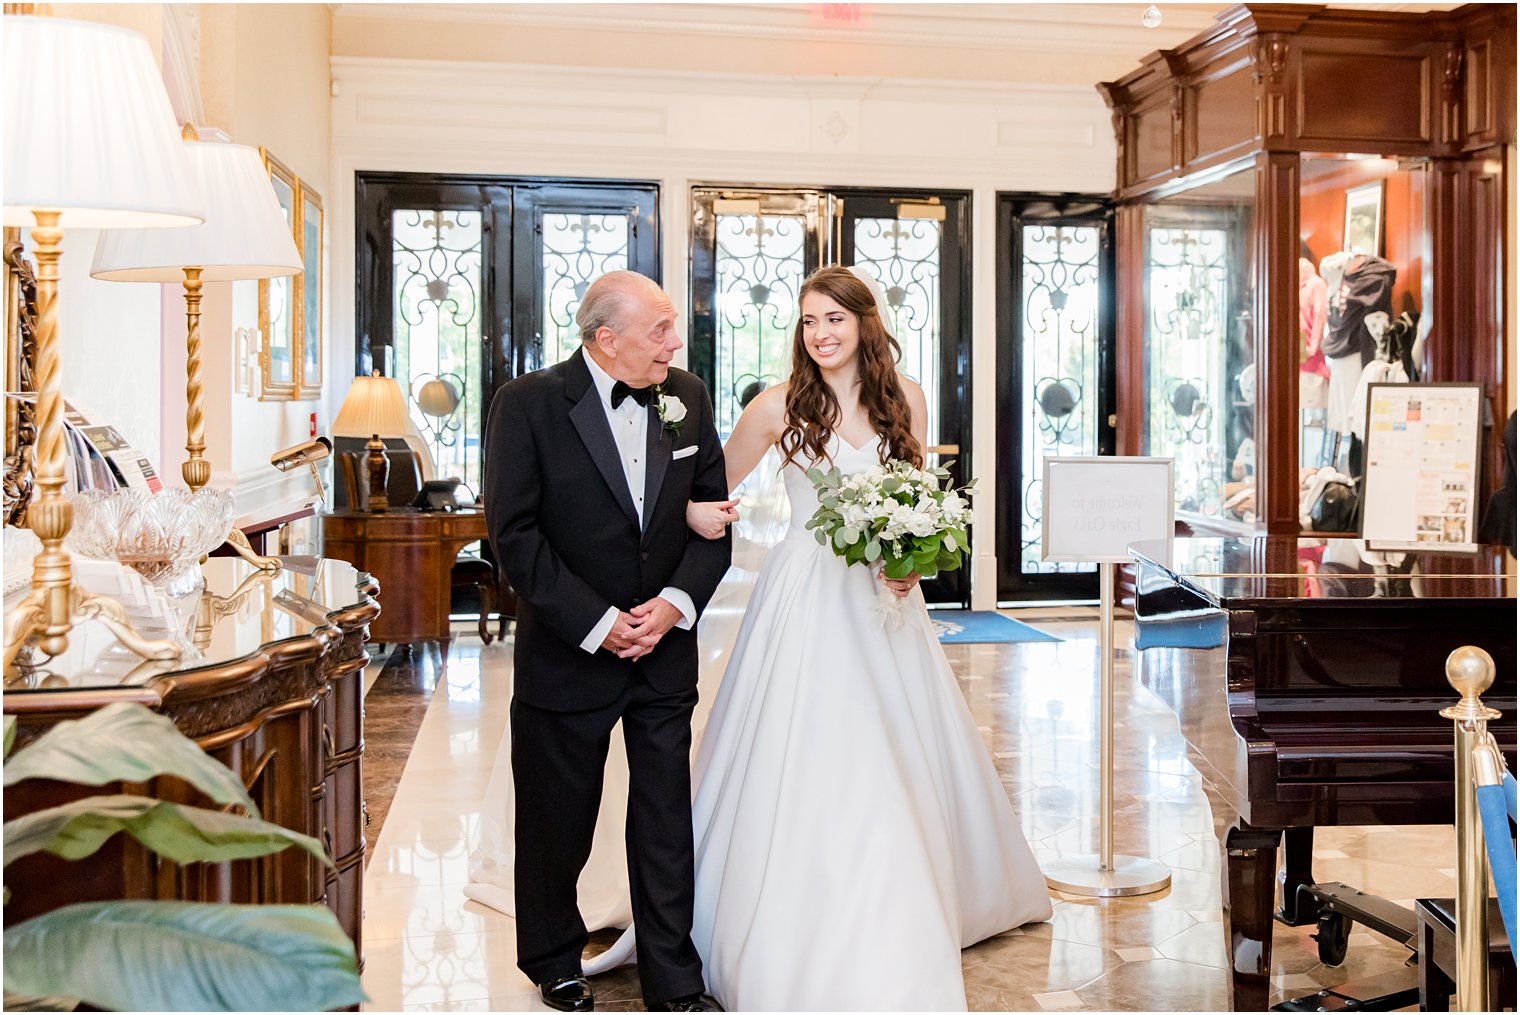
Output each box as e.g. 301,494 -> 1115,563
196,3 -> 333,527
39,4 -> 332,532
41,6 -> 169,468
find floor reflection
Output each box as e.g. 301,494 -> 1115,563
359,465 -> 1448,1011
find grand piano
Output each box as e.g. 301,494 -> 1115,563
1129,536 -> 1516,1011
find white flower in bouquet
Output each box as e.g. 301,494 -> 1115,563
804,457 -> 976,593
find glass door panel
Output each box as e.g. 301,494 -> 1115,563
691,187 -> 971,607
996,196 -> 1115,602
693,190 -> 823,435
1019,223 -> 1102,575
357,175 -> 659,495
849,216 -> 944,446
391,208 -> 485,490
1141,171 -> 1255,531
540,212 -> 632,368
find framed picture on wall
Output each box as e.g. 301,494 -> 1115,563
259,150 -> 300,400
258,149 -> 324,402
296,184 -> 323,400
1343,181 -> 1384,257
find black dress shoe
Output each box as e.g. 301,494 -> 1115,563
656,993 -> 723,1012
538,975 -> 594,1012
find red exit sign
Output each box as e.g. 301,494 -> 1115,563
821,3 -> 863,22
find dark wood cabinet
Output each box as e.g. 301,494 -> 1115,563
321,508 -> 488,648
3,559 -> 378,965
1099,3 -> 1515,535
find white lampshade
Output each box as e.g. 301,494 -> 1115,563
91,140 -> 302,282
3,16 -> 203,229
332,375 -> 415,438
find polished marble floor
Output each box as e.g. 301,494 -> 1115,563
357,608 -> 1458,1012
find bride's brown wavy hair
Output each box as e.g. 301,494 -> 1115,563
779,266 -> 922,470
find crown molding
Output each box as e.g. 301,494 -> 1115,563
329,54 -> 1106,106
331,3 -> 1224,58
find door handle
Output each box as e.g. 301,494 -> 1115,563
926,444 -> 960,456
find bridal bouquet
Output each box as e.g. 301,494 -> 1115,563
805,458 -> 974,625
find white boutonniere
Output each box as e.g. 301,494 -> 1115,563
656,389 -> 687,436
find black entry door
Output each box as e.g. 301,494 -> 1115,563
690,187 -> 973,607
356,173 -> 659,492
995,194 -> 1116,602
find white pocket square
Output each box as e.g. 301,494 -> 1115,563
672,446 -> 698,460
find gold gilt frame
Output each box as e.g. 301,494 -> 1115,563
4,227 -> 38,528
258,149 -> 324,402
297,183 -> 324,400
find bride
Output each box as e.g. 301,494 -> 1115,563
469,265 -> 1050,1010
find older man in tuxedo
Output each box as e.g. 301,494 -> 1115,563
483,271 -> 730,1013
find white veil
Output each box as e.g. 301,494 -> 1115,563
843,264 -> 896,340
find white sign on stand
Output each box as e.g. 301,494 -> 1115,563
1042,456 -> 1175,564
1038,455 -> 1175,899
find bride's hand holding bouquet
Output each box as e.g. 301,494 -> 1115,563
804,458 -> 974,621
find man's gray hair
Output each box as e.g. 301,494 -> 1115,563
576,270 -> 652,344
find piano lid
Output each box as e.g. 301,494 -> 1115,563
1129,536 -> 1516,608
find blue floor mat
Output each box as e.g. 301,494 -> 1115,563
930,610 -> 1060,644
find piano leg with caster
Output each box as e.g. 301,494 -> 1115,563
1224,822 -> 1282,1011
1277,826 -> 1317,925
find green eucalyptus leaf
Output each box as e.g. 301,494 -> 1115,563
3,703 -> 255,816
864,539 -> 881,563
4,795 -> 330,870
821,496 -> 839,509
806,467 -> 824,484
832,528 -> 850,550
3,900 -> 363,1012
3,717 -> 15,761
814,530 -> 827,546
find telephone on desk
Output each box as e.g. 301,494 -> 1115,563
410,478 -> 467,512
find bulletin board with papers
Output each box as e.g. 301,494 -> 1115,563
1359,382 -> 1483,553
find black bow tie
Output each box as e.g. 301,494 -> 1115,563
611,381 -> 653,409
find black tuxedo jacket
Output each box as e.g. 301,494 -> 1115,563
483,348 -> 732,712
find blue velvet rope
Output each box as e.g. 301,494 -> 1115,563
1476,780 -> 1517,959
1505,771 -> 1517,823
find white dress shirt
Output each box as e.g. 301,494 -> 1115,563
578,351 -> 696,653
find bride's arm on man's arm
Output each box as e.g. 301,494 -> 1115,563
685,385 -> 786,539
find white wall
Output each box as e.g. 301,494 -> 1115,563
329,56 -> 1122,607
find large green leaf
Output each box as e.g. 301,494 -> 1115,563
4,795 -> 329,869
4,900 -> 363,1012
3,703 -> 256,816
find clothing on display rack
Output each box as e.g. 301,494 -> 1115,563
1322,252 -> 1396,435
1323,253 -> 1396,364
1299,256 -> 1330,410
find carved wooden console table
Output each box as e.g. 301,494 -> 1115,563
2,556 -> 378,965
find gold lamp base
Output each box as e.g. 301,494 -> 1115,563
3,580 -> 182,678
3,211 -> 182,680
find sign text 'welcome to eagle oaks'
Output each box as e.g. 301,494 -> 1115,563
1041,457 -> 1175,565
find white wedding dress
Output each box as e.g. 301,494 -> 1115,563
583,436 -> 1051,1010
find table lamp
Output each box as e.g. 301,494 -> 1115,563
92,129 -> 302,570
332,373 -> 414,511
3,15 -> 204,675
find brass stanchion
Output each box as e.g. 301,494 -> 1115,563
1042,561 -> 1172,897
1440,645 -> 1498,1012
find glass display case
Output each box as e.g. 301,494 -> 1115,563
1141,166 -> 1256,531
1101,3 -> 1512,537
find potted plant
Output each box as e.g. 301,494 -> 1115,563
3,702 -> 364,1011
